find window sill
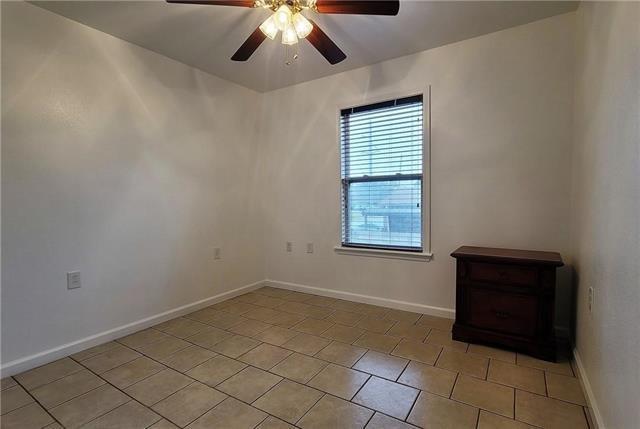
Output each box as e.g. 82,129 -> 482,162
334,246 -> 433,262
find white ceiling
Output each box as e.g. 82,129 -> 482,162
32,1 -> 577,92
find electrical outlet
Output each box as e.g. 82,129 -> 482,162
588,287 -> 594,312
286,242 -> 292,252
213,247 -> 221,260
306,243 -> 314,253
67,271 -> 81,290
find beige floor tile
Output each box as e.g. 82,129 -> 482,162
408,390 -> 479,429
159,345 -> 217,373
308,364 -> 370,400
238,343 -> 292,370
326,310 -> 364,327
252,295 -> 288,309
278,302 -> 334,319
353,332 -> 402,354
50,384 -> 129,428
387,322 -> 431,342
384,309 -> 423,324
488,360 -> 546,395
282,333 -> 331,355
118,329 -> 171,349
150,418 -> 180,428
315,341 -> 367,367
397,361 -> 457,397
546,372 -> 587,405
1,377 -> 17,390
82,344 -> 142,374
15,357 -> 83,390
155,318 -> 210,339
187,355 -> 247,387
125,369 -> 193,406
271,353 -> 328,383
152,382 -> 227,427
330,300 -> 365,313
32,369 -> 105,409
83,401 -> 162,429
228,319 -> 273,337
211,335 -> 261,358
102,356 -> 166,389
245,307 -> 288,324
234,292 -> 265,304
253,380 -> 323,424
44,423 -> 64,429
298,394 -> 373,429
392,339 -> 442,365
515,390 -> 588,429
365,412 -> 417,429
477,410 -> 536,429
452,375 -> 515,417
468,344 -> 516,364
257,416 -> 295,428
71,341 -> 120,361
436,349 -> 489,379
270,312 -> 308,328
186,397 -> 267,429
353,350 -> 409,381
255,286 -> 293,299
0,402 -> 54,429
292,318 -> 334,335
516,354 -> 574,376
352,376 -> 419,420
253,326 -> 299,346
138,337 -> 192,360
280,291 -> 315,303
217,367 -> 282,403
1,384 -> 34,414
416,315 -> 454,332
305,295 -> 340,308
321,324 -> 365,343
204,312 -> 248,330
184,308 -> 225,324
356,317 -> 396,334
186,326 -> 233,350
357,304 -> 390,318
223,302 -> 262,315
425,329 -> 468,352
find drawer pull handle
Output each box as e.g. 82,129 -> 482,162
494,311 -> 510,319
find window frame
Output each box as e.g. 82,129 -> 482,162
335,87 -> 432,261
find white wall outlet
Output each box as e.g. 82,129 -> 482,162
67,271 -> 81,290
588,287 -> 594,312
286,242 -> 292,252
306,243 -> 314,253
213,247 -> 221,260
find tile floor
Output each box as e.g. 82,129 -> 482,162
1,286 -> 592,429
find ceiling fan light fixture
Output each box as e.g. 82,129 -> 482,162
259,15 -> 279,39
274,4 -> 292,31
281,22 -> 298,45
293,13 -> 313,38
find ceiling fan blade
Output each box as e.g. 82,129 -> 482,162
315,0 -> 399,15
166,0 -> 254,7
306,20 -> 346,65
231,27 -> 266,61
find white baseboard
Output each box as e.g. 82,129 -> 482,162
265,279 -> 455,319
572,347 -> 605,429
0,280 -> 265,377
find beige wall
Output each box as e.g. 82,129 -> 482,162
259,13 -> 575,316
572,2 -> 640,428
1,2 -> 264,368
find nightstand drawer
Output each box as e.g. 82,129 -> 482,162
467,261 -> 537,287
467,287 -> 537,337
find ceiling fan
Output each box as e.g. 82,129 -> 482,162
166,0 -> 400,65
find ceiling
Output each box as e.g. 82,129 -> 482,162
33,1 -> 578,92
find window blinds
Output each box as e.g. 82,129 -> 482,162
340,95 -> 424,251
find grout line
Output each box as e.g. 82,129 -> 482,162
2,380 -> 63,428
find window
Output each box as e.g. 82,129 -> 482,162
340,94 -> 424,252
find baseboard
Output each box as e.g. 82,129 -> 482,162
572,347 -> 605,429
0,280 -> 265,377
265,279 -> 455,319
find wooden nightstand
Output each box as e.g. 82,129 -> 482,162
451,246 -> 564,362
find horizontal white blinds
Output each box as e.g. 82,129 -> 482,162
340,95 -> 423,251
